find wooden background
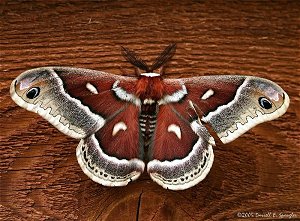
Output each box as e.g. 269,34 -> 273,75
1,1 -> 299,220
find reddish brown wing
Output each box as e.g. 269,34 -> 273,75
95,104 -> 143,160
58,67 -> 137,120
56,68 -> 146,156
149,105 -> 199,161
11,67 -> 145,187
180,76 -> 245,117
56,67 -> 146,186
149,76 -> 245,160
147,76 -> 245,190
147,102 -> 215,190
147,75 -> 289,190
180,75 -> 289,144
76,102 -> 145,187
162,75 -> 246,143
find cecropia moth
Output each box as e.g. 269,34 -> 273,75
10,44 -> 289,190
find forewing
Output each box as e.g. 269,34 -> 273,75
183,76 -> 289,143
11,67 -> 139,138
162,76 -> 289,143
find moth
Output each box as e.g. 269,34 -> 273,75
10,44 -> 289,190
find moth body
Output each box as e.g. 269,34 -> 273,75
136,75 -> 165,101
135,74 -> 165,158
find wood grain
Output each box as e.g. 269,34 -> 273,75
1,1 -> 299,220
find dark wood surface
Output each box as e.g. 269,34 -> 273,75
1,1 -> 299,220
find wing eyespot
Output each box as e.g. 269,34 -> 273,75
258,97 -> 272,109
26,87 -> 40,99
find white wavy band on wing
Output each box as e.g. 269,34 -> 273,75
220,92 -> 290,143
147,120 -> 215,190
76,135 -> 145,186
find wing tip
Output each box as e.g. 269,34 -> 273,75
219,92 -> 290,144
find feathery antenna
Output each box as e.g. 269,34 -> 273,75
121,46 -> 150,72
121,43 -> 176,74
150,43 -> 176,72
